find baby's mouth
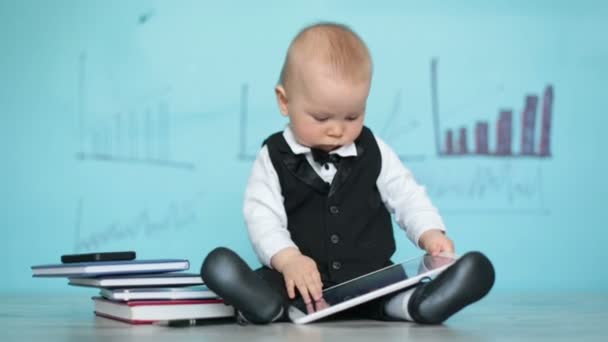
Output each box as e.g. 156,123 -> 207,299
317,144 -> 340,151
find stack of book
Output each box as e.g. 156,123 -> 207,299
31,253 -> 234,325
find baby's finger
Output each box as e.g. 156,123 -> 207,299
435,238 -> 453,253
313,271 -> 323,291
296,282 -> 312,304
314,297 -> 329,311
285,279 -> 296,299
305,276 -> 322,301
443,239 -> 455,253
428,244 -> 440,256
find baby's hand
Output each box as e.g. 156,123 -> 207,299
418,229 -> 455,256
281,254 -> 323,304
271,248 -> 323,305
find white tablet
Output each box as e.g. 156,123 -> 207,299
288,253 -> 456,324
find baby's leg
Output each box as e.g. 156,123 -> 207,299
384,251 -> 495,324
201,247 -> 285,324
384,287 -> 417,321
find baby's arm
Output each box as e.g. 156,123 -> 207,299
374,136 -> 455,254
244,146 -> 323,305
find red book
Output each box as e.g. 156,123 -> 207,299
92,297 -> 234,324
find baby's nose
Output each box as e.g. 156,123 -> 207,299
327,123 -> 344,137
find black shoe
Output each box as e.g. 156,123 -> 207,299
408,251 -> 495,324
200,247 -> 284,324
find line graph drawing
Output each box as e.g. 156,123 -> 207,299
423,161 -> 549,215
73,192 -> 204,252
380,89 -> 425,162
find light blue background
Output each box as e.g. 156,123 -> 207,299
2,0 -> 607,294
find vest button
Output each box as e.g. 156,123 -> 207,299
329,205 -> 340,214
330,234 -> 340,244
332,261 -> 342,270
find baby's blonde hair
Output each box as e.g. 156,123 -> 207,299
278,22 -> 372,89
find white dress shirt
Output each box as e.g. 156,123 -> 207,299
243,127 -> 446,268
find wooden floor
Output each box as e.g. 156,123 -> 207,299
1,293 -> 606,341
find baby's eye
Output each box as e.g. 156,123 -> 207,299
346,116 -> 360,121
312,115 -> 329,122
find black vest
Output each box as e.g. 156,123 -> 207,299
264,127 -> 395,285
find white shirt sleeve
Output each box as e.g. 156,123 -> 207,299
375,136 -> 446,247
243,145 -> 297,268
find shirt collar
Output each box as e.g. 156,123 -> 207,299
282,125 -> 358,157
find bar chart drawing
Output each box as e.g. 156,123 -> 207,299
75,53 -> 196,170
431,58 -> 554,158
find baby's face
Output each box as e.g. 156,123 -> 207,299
278,64 -> 370,151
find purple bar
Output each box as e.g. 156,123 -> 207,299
475,121 -> 489,154
496,110 -> 513,155
445,130 -> 454,154
458,127 -> 468,154
538,85 -> 553,157
521,95 -> 539,155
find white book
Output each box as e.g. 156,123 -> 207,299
32,259 -> 189,277
100,286 -> 217,301
69,272 -> 203,288
93,297 -> 235,324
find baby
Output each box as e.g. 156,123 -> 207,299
202,22 -> 494,324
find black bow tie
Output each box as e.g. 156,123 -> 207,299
311,148 -> 342,166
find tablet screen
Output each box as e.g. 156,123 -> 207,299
290,254 -> 454,315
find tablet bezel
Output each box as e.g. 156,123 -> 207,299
288,253 -> 456,324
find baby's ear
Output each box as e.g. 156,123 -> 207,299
275,85 -> 289,116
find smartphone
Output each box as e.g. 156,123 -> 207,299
61,251 -> 136,263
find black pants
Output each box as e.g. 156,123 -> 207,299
254,267 -> 403,322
